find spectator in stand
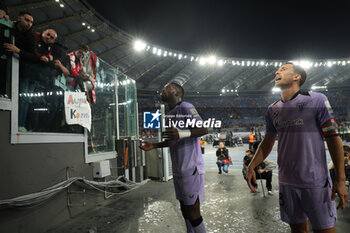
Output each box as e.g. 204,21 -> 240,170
34,28 -> 57,63
1,11 -> 37,131
3,11 -> 36,62
55,44 -> 97,102
0,3 -> 9,21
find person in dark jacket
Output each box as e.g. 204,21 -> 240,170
0,2 -> 9,21
3,11 -> 36,62
216,141 -> 229,174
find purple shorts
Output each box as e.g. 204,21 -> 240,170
279,180 -> 337,230
173,170 -> 205,205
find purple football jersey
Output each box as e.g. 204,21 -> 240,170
266,91 -> 337,188
166,101 -> 205,177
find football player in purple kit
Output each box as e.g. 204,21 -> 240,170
246,62 -> 348,233
140,82 -> 208,233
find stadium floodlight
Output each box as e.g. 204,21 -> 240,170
91,28 -> 95,32
208,55 -> 216,65
134,40 -> 146,51
342,61 -> 346,66
60,3 -> 64,7
232,60 -> 235,66
241,61 -> 245,66
55,0 -> 59,2
184,55 -> 187,59
218,59 -> 224,66
311,85 -> 327,90
152,47 -> 157,54
190,56 -> 194,61
157,49 -> 162,56
235,89 -> 238,92
164,51 -> 168,57
231,89 -> 233,92
169,52 -> 172,56
222,89 -> 225,93
82,22 -> 86,26
178,54 -> 183,60
272,87 -> 281,93
260,61 -> 265,66
327,61 -> 333,67
87,26 -> 91,29
199,57 -> 207,65
174,53 -> 177,57
299,60 -> 312,69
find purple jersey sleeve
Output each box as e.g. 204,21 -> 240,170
314,93 -> 339,137
180,102 -> 202,125
315,93 -> 335,126
265,106 -> 277,137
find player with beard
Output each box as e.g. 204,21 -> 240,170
246,62 -> 348,233
140,82 -> 208,233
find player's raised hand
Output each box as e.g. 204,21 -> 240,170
139,141 -> 155,151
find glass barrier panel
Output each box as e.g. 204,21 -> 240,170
18,61 -> 83,133
88,59 -> 116,154
117,72 -> 137,137
0,18 -> 13,99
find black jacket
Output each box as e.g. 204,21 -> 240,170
216,147 -> 229,161
14,23 -> 37,62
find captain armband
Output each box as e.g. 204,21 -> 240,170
176,128 -> 191,139
321,118 -> 339,138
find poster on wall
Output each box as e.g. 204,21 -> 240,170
64,91 -> 91,131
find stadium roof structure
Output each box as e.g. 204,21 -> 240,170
7,0 -> 350,97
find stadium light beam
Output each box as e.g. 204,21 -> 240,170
199,57 -> 207,66
134,40 -> 146,52
208,55 -> 217,65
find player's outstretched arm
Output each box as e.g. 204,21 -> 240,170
247,134 -> 275,192
326,136 -> 348,210
162,127 -> 208,140
189,127 -> 208,138
139,141 -> 169,151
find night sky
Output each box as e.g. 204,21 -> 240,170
88,0 -> 350,60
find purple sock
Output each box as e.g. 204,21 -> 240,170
193,221 -> 206,233
185,219 -> 194,233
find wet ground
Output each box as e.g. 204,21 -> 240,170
46,145 -> 350,233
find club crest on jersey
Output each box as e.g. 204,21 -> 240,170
297,102 -> 307,112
